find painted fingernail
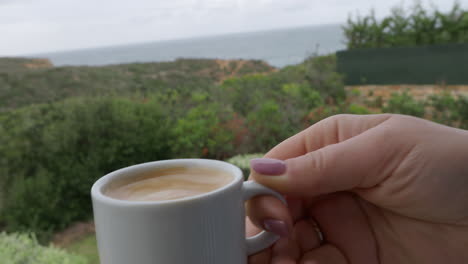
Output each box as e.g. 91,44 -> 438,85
250,158 -> 286,175
263,219 -> 289,237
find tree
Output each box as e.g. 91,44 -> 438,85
344,1 -> 468,49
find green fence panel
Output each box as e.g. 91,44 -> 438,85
336,43 -> 468,85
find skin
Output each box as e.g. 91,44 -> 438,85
246,114 -> 468,264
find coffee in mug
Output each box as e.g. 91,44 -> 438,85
104,166 -> 233,201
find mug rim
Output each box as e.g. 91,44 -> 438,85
91,159 -> 243,206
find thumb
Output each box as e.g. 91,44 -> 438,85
250,124 -> 411,197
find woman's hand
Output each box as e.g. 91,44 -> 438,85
246,114 -> 468,263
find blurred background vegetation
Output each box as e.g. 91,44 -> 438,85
343,2 -> 468,49
1,2 -> 468,264
339,2 -> 468,84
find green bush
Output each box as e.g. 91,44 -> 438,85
457,96 -> 468,129
227,153 -> 264,179
383,91 -> 425,117
347,103 -> 372,114
171,102 -> 235,159
427,92 -> 459,125
221,74 -> 278,117
428,93 -> 468,129
281,83 -> 324,111
246,100 -> 294,151
0,97 -> 172,240
0,232 -> 87,264
218,56 -> 342,153
302,55 -> 346,102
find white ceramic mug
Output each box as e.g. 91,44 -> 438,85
91,159 -> 285,264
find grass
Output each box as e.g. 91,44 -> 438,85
65,234 -> 99,264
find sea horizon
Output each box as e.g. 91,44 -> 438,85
29,23 -> 346,68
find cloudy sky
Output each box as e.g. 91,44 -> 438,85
0,0 -> 465,56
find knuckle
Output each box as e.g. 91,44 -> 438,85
287,150 -> 333,194
307,149 -> 328,171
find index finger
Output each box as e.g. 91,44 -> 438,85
264,114 -> 393,160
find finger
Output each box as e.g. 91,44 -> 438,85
308,193 -> 379,263
264,114 -> 393,160
271,237 -> 300,264
251,116 -> 413,197
294,220 -> 322,253
246,196 -> 293,237
299,244 -> 348,264
285,196 -> 305,223
246,217 -> 262,237
248,247 -> 272,264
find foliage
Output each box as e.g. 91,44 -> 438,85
65,234 -> 99,264
344,2 -> 468,49
350,88 -> 468,128
0,55 -> 345,241
0,58 -> 275,111
246,100 -> 293,151
427,92 -> 468,129
226,153 -> 265,179
347,103 -> 372,115
227,153 -> 265,171
0,58 -> 53,73
0,232 -> 87,264
170,103 -> 235,159
0,97 -> 172,240
302,55 -> 345,102
383,91 -> 425,117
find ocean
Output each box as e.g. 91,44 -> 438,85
36,24 -> 346,68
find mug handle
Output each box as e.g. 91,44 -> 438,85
242,180 -> 287,255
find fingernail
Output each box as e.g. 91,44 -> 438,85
250,158 -> 286,175
263,219 -> 289,237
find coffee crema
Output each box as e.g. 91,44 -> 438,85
104,166 -> 233,202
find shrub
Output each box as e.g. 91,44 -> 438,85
457,96 -> 468,129
347,103 -> 372,114
427,92 -> 459,126
226,153 -> 264,179
246,100 -> 294,151
0,232 -> 87,264
372,96 -> 384,108
0,97 -> 172,240
428,93 -> 468,129
281,83 -> 324,111
170,103 -> 235,159
303,55 -> 345,102
383,91 -> 425,117
221,74 -> 278,116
